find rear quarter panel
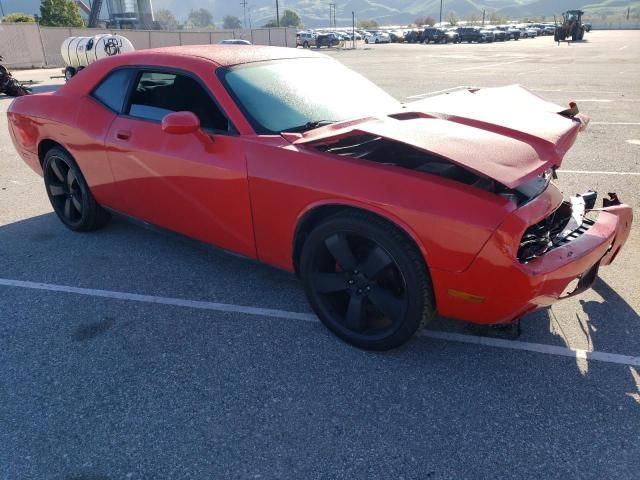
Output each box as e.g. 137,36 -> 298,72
8,84 -> 126,211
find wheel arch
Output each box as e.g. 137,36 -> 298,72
291,201 -> 431,278
37,138 -> 67,168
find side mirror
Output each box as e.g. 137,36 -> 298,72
162,111 -> 216,152
161,111 -> 200,135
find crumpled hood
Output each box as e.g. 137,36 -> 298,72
294,85 -> 583,188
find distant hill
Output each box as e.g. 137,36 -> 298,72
2,0 -> 637,27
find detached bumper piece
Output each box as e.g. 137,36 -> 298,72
520,190 -> 632,302
517,191 -> 626,264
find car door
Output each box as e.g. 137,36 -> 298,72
105,68 -> 256,259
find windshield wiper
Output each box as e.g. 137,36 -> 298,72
281,120 -> 336,133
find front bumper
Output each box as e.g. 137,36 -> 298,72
431,188 -> 633,324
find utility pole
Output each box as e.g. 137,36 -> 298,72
352,11 -> 355,49
240,0 -> 248,28
0,0 -> 5,17
439,0 -> 443,26
330,3 -> 337,30
482,9 -> 485,26
276,0 -> 280,27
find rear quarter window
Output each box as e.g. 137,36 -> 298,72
91,69 -> 134,113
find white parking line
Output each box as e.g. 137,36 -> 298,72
1,278 -> 639,367
558,169 -> 640,176
422,331 -> 640,367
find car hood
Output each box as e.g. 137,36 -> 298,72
293,85 -> 583,188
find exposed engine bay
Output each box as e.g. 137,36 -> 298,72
310,133 -> 552,205
517,192 -> 622,263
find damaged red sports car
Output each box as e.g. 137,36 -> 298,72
7,46 -> 632,350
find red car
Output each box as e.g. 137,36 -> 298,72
7,46 -> 632,350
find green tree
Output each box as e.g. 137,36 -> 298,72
223,15 -> 242,29
357,19 -> 378,29
40,0 -> 84,27
263,19 -> 278,27
3,12 -> 36,23
280,9 -> 301,27
188,8 -> 213,28
155,9 -> 178,30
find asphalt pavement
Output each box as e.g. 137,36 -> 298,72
1,30 -> 639,479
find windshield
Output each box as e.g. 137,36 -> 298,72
219,58 -> 400,134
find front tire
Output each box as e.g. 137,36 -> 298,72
43,147 -> 111,232
300,212 -> 435,350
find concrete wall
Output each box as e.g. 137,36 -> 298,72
0,23 -> 297,69
592,22 -> 640,30
0,23 -> 46,68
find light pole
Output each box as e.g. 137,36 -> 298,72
329,3 -> 334,29
276,0 -> 280,27
0,0 -> 5,17
439,0 -> 443,26
240,0 -> 248,28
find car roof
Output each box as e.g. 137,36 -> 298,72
121,45 -> 321,68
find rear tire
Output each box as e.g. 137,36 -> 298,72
64,66 -> 76,81
43,147 -> 111,232
300,211 -> 435,350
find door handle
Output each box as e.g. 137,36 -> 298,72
116,130 -> 131,140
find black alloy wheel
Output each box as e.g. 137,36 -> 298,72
43,147 -> 110,231
300,212 -> 434,350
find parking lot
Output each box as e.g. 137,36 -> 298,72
1,30 -> 639,479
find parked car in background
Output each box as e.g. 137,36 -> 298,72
525,27 -> 539,38
485,27 -> 506,41
421,27 -> 447,44
219,39 -> 251,45
543,24 -> 556,35
527,24 -> 544,36
479,29 -> 496,42
498,25 -> 521,40
364,31 -> 391,44
388,30 -> 405,43
457,27 -> 492,43
444,29 -> 460,43
404,30 -> 422,43
315,33 -> 340,48
297,31 -> 316,48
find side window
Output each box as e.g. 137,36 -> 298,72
92,69 -> 134,113
127,71 -> 230,132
